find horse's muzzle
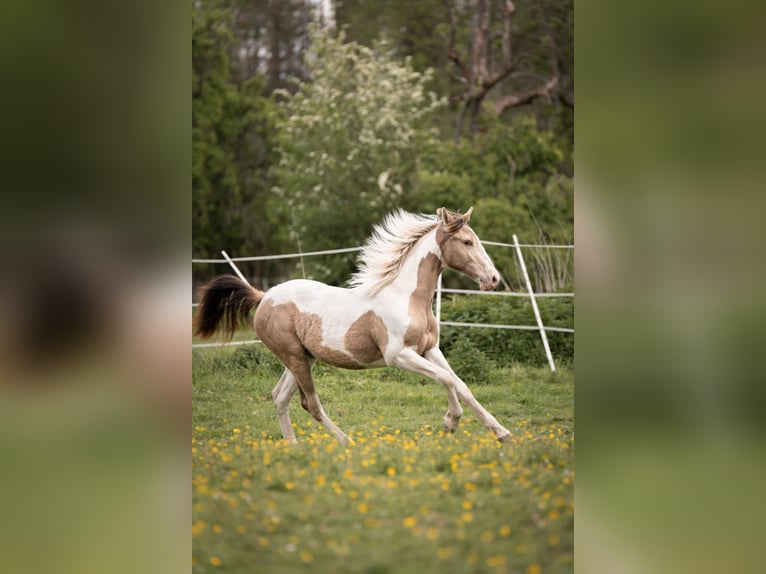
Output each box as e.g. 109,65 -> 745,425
479,272 -> 500,291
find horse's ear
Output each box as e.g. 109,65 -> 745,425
463,206 -> 474,223
437,207 -> 464,233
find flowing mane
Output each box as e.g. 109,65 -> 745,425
349,210 -> 439,294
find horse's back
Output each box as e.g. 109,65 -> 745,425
261,279 -> 350,307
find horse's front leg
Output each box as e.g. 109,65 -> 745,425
423,347 -> 512,443
392,348 -> 510,442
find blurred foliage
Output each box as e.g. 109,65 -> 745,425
192,0 -> 279,282
268,24 -> 445,284
192,1 -> 573,289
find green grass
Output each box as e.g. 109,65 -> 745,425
192,345 -> 573,574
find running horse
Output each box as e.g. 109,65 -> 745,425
193,207 -> 512,444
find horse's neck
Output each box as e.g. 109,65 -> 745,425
389,229 -> 443,300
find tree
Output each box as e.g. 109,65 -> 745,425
445,0 -> 573,143
269,24 -> 445,284
192,0 -> 278,283
230,0 -> 316,92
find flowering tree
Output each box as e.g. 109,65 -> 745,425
270,24 -> 445,284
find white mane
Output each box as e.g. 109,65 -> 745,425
349,210 -> 439,294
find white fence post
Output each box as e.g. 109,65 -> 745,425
221,250 -> 249,284
435,273 -> 442,324
513,235 -> 556,372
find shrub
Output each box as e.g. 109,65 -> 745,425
440,295 -> 573,367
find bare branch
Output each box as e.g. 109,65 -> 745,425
494,75 -> 558,115
445,0 -> 471,83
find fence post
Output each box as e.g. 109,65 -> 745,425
221,250 -> 249,284
435,273 -> 442,324
513,235 -> 556,372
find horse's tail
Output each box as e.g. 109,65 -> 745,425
192,275 -> 266,340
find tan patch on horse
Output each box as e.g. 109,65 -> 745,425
345,310 -> 388,365
255,299 -> 385,370
404,253 -> 442,355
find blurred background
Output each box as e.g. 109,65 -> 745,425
191,0 -> 574,291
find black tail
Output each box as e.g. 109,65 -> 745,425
192,275 -> 265,340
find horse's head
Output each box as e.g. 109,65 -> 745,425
436,207 -> 500,291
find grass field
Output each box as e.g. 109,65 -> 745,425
192,345 -> 573,574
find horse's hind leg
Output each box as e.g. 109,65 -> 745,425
289,358 -> 354,445
272,369 -> 299,443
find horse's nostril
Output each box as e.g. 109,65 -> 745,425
492,275 -> 498,285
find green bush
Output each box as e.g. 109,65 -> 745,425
440,295 -> 573,368
444,334 -> 497,385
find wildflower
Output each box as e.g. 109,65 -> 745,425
499,525 -> 512,537
548,534 -> 560,546
402,516 -> 417,528
387,467 -> 396,476
285,482 -> 295,490
316,475 -> 326,487
357,503 -> 369,514
460,512 -> 473,523
209,556 -> 222,566
463,481 -> 477,491
300,550 -> 314,563
528,565 -> 541,574
437,548 -> 452,560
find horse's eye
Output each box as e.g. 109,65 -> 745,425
463,240 -> 473,247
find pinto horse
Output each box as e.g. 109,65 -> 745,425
193,207 -> 511,444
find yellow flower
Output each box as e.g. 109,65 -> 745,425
528,564 -> 541,574
463,481 -> 477,491
437,547 -> 452,560
316,475 -> 326,487
387,467 -> 396,476
212,524 -> 222,533
402,516 -> 417,528
357,503 -> 369,514
285,482 -> 295,490
462,500 -> 473,510
299,550 -> 314,563
460,512 -> 473,523
209,556 -> 222,566
548,534 -> 560,546
426,528 -> 439,541
499,525 -> 512,537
